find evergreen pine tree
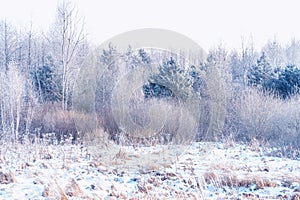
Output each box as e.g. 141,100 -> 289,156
32,57 -> 62,102
274,65 -> 300,99
247,52 -> 272,89
143,57 -> 195,101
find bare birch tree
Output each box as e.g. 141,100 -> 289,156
0,65 -> 25,142
0,20 -> 19,71
49,0 -> 86,110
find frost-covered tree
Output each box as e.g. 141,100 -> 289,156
0,66 -> 26,142
276,65 -> 300,98
248,50 -> 300,99
241,37 -> 257,73
285,38 -> 300,67
247,52 -> 272,89
124,47 -> 151,73
266,65 -> 300,99
95,44 -> 121,135
96,46 -> 152,136
229,51 -> 244,83
0,20 -> 19,71
49,0 -> 86,110
144,57 -> 194,101
204,47 -> 231,141
31,57 -> 62,103
262,39 -> 286,68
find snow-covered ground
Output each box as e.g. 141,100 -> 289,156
0,141 -> 300,199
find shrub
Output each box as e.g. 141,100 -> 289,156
234,88 -> 300,148
30,103 -> 79,144
112,97 -> 183,146
237,89 -> 281,142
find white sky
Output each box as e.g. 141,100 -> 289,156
0,0 -> 299,52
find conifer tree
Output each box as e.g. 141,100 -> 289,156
144,57 -> 194,101
247,52 -> 272,89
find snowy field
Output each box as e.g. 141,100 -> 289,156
0,141 -> 300,200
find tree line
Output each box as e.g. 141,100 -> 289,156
1,0 -> 300,148
0,1 -> 88,143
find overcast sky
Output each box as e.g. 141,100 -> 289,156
0,0 -> 299,51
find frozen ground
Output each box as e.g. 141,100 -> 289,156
0,141 -> 300,200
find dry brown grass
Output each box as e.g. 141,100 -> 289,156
65,178 -> 83,197
42,182 -> 68,200
292,193 -> 300,200
0,171 -> 16,184
203,171 -> 218,184
202,171 -> 279,189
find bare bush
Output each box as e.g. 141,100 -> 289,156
30,103 -> 78,144
113,94 -> 183,146
234,88 -> 300,148
268,97 -> 300,147
237,89 -> 281,141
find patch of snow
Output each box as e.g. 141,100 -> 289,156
0,142 -> 299,199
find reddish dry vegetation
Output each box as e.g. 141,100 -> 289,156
203,171 -> 278,188
0,171 -> 16,184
